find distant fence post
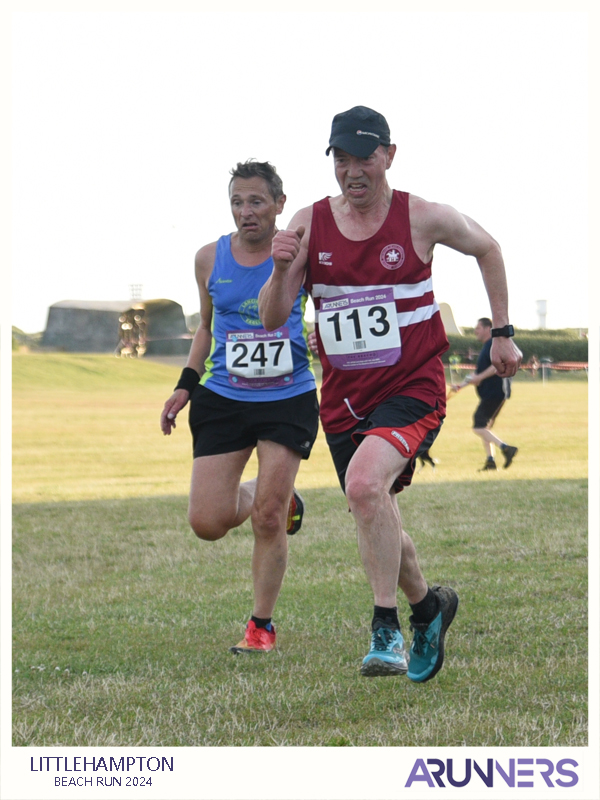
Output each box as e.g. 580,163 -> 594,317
540,357 -> 554,385
448,355 -> 461,387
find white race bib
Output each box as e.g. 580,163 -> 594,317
226,327 -> 294,388
318,287 -> 401,370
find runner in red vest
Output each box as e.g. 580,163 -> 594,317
259,106 -> 522,683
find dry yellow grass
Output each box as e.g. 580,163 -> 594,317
12,353 -> 587,503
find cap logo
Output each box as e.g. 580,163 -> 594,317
356,130 -> 380,138
380,244 -> 405,270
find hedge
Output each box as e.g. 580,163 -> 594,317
444,329 -> 588,364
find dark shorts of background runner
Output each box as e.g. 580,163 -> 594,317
325,395 -> 444,495
473,396 -> 505,429
189,385 -> 319,460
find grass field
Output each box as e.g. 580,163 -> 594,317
11,353 -> 588,747
12,353 -> 588,502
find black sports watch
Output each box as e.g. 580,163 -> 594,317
491,324 -> 515,338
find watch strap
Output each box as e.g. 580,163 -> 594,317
490,324 -> 515,338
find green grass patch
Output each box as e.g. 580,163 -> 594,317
13,481 -> 587,747
12,353 -> 588,746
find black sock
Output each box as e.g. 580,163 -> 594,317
251,616 -> 272,631
372,605 -> 400,631
409,588 -> 439,625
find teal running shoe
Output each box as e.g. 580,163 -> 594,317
360,626 -> 408,677
407,585 -> 459,683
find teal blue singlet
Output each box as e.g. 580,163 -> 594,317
200,234 -> 315,402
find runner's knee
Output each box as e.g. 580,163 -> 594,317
252,496 -> 288,539
188,508 -> 230,541
345,473 -> 382,517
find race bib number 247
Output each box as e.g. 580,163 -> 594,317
226,327 -> 294,388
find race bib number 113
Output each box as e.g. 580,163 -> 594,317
318,287 -> 401,370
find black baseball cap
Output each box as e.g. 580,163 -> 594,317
326,106 -> 391,157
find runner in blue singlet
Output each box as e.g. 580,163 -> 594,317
160,160 -> 319,654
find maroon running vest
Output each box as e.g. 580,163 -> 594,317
305,190 -> 449,433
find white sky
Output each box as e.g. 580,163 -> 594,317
11,10 -> 588,335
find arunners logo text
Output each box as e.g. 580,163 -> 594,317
380,244 -> 405,270
405,758 -> 579,789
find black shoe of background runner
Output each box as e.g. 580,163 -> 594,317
502,445 -> 518,469
479,458 -> 497,472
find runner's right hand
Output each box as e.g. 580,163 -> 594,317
160,389 -> 190,435
272,226 -> 305,272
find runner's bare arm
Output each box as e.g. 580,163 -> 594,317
186,244 -> 215,375
412,197 -> 522,377
468,365 -> 497,386
160,244 -> 215,435
259,207 -> 312,331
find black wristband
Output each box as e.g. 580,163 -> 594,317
491,324 -> 515,338
175,367 -> 200,393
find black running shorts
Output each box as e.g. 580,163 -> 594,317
473,397 -> 505,429
189,385 -> 319,460
325,394 -> 444,494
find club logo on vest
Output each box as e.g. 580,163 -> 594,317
238,298 -> 262,326
319,252 -> 333,266
380,244 -> 405,270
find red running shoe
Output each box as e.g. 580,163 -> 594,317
229,620 -> 277,654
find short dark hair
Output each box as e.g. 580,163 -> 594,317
478,317 -> 493,328
229,159 -> 284,202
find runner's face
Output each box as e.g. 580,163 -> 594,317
229,177 -> 285,244
333,145 -> 395,206
475,322 -> 491,342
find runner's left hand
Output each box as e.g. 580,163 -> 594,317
491,338 -> 522,377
